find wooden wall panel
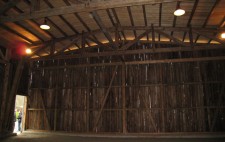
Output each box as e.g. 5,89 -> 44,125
26,50 -> 225,133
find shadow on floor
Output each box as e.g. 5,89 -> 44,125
1,131 -> 225,142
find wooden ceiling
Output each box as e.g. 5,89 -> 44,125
0,0 -> 224,59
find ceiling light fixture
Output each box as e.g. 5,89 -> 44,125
221,32 -> 225,39
40,18 -> 50,30
174,3 -> 185,16
25,48 -> 32,54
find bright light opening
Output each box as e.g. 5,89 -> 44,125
174,9 -> 185,16
25,48 -> 32,54
40,24 -> 50,30
221,33 -> 225,39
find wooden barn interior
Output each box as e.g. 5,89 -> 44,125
0,0 -> 225,141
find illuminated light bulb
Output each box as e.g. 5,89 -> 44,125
221,33 -> 225,39
40,18 -> 50,30
26,48 -> 32,54
174,8 -> 185,16
40,24 -> 50,30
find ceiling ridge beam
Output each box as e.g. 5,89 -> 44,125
0,0 -> 191,23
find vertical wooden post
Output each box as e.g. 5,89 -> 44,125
54,60 -> 59,131
0,62 -> 10,132
122,64 -> 127,133
151,24 -> 156,50
4,58 -> 25,131
86,58 -> 90,132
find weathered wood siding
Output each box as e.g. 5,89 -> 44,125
26,49 -> 225,133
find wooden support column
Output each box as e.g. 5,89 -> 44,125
93,66 -> 118,132
86,58 -> 90,132
0,62 -> 10,132
122,64 -> 127,133
151,24 -> 156,50
4,58 -> 25,131
54,60 -> 59,131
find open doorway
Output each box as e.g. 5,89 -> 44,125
14,95 -> 27,134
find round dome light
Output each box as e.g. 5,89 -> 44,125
40,24 -> 50,30
174,8 -> 185,16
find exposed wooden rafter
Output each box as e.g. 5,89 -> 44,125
170,1 -> 180,39
142,5 -> 149,41
182,0 -> 199,41
0,0 -> 21,15
0,23 -> 34,44
91,11 -> 116,48
112,8 -> 127,40
43,0 -> 79,35
127,6 -> 137,38
194,0 -> 220,43
159,3 -> 162,42
0,0 -> 190,23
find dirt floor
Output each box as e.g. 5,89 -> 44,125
1,131 -> 225,142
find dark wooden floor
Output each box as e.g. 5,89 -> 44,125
1,132 -> 225,142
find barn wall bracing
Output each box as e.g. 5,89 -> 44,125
26,44 -> 225,133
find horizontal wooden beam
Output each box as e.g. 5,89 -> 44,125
32,56 -> 225,68
27,105 -> 225,111
0,0 -> 190,23
30,26 -> 223,48
30,45 -> 225,61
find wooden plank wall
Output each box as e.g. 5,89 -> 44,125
26,48 -> 225,133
